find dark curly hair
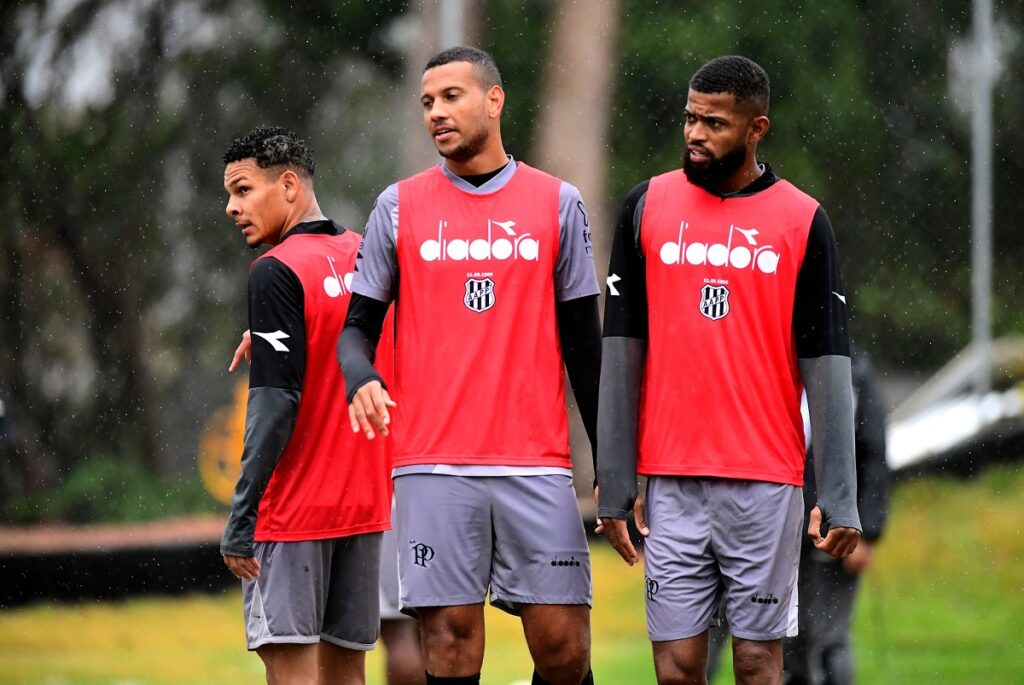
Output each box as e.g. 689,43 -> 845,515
690,56 -> 770,115
222,127 -> 315,177
424,46 -> 502,90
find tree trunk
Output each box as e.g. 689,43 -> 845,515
531,0 -> 619,496
532,0 -> 619,284
400,0 -> 483,176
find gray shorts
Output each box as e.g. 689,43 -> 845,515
394,473 -> 591,616
643,477 -> 801,642
242,533 -> 382,651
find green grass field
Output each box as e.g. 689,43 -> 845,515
2,465 -> 1023,684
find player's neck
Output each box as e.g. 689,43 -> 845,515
443,138 -> 508,177
710,156 -> 763,195
281,199 -> 326,238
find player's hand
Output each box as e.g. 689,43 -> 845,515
228,330 -> 252,372
633,494 -> 650,538
348,380 -> 396,439
223,553 -> 260,581
600,518 -> 639,566
807,506 -> 861,559
842,538 -> 874,574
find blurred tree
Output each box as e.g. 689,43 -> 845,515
0,0 -> 406,516
529,0 -> 620,494
2,0 -> 1022,519
610,0 -> 1023,373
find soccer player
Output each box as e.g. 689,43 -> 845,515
229,334 -> 424,685
596,56 -> 863,685
220,127 -> 391,684
338,46 -> 600,685
783,351 -> 889,685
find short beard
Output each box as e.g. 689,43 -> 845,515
683,143 -> 747,189
438,126 -> 489,163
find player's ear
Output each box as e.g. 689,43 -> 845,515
486,84 -> 505,120
280,169 -> 301,202
748,115 -> 770,144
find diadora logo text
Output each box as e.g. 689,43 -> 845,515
659,222 -> 780,274
323,256 -> 354,298
751,593 -> 780,605
550,555 -> 582,568
420,219 -> 539,262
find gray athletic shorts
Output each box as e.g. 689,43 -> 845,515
643,476 -> 802,642
394,473 -> 592,616
242,533 -> 382,651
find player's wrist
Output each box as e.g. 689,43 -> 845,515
597,506 -> 630,520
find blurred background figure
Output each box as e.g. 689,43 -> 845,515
708,349 -> 890,684
785,351 -> 890,685
378,523 -> 426,685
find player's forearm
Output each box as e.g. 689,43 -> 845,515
557,295 -> 601,459
596,336 -> 645,519
338,293 -> 389,402
801,355 -> 861,532
220,387 -> 300,556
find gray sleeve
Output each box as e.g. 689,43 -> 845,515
596,336 -> 646,519
800,355 -> 862,533
554,182 -> 600,302
351,183 -> 399,302
220,386 -> 301,557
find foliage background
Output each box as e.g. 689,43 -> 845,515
1,0 -> 1022,516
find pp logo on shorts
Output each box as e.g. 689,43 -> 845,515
410,541 -> 435,567
645,576 -> 660,601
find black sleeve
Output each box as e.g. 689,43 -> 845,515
557,295 -> 601,462
602,181 -> 650,340
797,207 -> 860,533
338,292 -> 390,403
852,355 -> 890,541
247,257 -> 307,388
220,257 -> 305,557
793,207 -> 850,359
596,181 -> 650,519
220,387 -> 300,557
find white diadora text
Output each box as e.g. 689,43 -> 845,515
660,222 -> 780,275
323,255 -> 354,298
420,219 -> 539,262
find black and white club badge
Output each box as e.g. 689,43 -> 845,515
699,284 -> 730,320
464,277 -> 496,313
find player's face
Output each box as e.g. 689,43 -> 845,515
682,90 -> 756,187
224,160 -> 289,248
420,61 -> 495,162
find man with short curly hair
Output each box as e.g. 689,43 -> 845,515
221,126 -> 391,684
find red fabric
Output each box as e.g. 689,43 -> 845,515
392,163 -> 570,467
254,232 -> 391,541
638,169 -> 819,485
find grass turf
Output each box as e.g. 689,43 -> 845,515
2,465 -> 1023,683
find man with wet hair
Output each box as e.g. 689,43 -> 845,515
338,46 -> 600,685
221,126 -> 391,684
596,55 -> 862,685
